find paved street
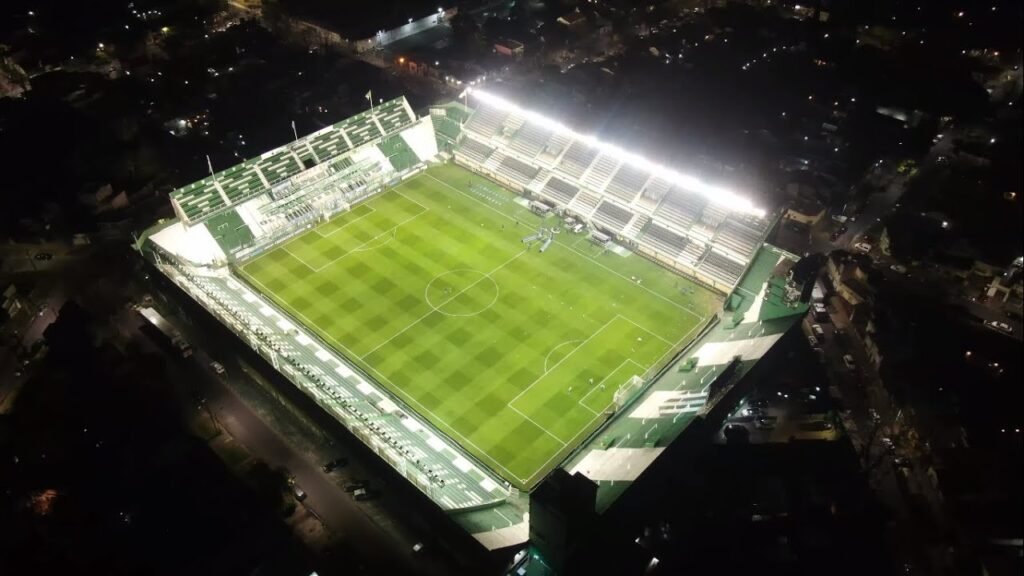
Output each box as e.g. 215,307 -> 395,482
114,304 -> 455,576
816,298 -> 950,574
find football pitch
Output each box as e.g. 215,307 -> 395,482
240,164 -> 720,488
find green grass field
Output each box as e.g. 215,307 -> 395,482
240,164 -> 720,488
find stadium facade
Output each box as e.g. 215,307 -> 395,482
138,91 -> 811,567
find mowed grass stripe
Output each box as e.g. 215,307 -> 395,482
240,164 -> 720,488
510,316 -> 668,443
287,192 -> 425,270
315,202 -> 374,237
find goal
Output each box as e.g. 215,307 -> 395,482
613,375 -> 645,410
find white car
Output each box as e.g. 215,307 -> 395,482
984,320 -> 1014,334
853,242 -> 873,254
890,264 -> 907,274
842,354 -> 857,370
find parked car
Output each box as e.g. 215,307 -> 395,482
209,361 -> 225,375
842,354 -> 857,370
723,423 -> 749,440
807,335 -> 819,348
890,264 -> 908,274
853,242 -> 873,253
322,457 -> 349,472
881,437 -> 896,453
811,324 -> 825,339
291,485 -> 307,501
353,488 -> 377,501
984,320 -> 1014,334
812,347 -> 825,363
344,481 -> 368,493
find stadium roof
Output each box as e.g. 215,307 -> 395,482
466,88 -> 766,219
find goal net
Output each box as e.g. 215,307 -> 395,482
613,375 -> 645,410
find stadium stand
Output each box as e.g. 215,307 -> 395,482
699,202 -> 730,228
140,259 -> 509,512
604,164 -> 650,204
496,155 -> 540,187
174,179 -> 228,222
508,123 -> 554,158
557,141 -> 599,180
568,190 -> 602,217
655,190 -> 706,232
540,176 -> 580,206
217,163 -> 265,204
591,200 -> 634,233
640,223 -> 690,260
528,168 -> 551,192
170,97 -> 418,225
713,218 -> 762,260
376,98 -> 415,134
456,137 -> 497,165
328,156 -> 355,174
346,115 -> 384,149
290,144 -> 317,169
431,110 -> 464,152
206,209 -> 254,254
698,250 -> 747,286
539,132 -> 572,163
464,104 -> 508,138
452,97 -> 773,290
499,114 -> 524,139
306,126 -> 351,163
621,214 -> 649,240
641,177 -> 672,203
680,238 -> 708,265
581,154 -> 621,192
378,135 -> 419,172
258,149 -> 305,183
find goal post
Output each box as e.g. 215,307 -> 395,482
613,375 -> 645,410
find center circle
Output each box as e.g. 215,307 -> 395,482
425,269 -> 499,317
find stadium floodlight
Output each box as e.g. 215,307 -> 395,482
467,88 -> 766,218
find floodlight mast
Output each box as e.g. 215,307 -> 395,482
465,87 -> 766,218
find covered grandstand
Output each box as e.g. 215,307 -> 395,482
453,89 -> 774,292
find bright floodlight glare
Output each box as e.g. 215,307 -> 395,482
467,88 -> 765,218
